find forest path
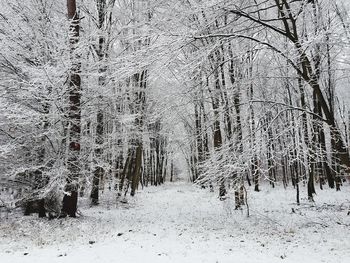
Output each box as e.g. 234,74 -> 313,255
1,182 -> 350,262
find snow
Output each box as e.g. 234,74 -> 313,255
1,182 -> 350,263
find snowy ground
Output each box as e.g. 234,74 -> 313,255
1,182 -> 350,263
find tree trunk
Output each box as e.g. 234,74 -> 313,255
90,0 -> 110,205
131,142 -> 143,196
61,0 -> 81,218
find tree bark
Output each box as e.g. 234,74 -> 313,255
61,0 -> 81,218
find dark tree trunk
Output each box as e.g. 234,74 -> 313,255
253,157 -> 260,192
62,191 -> 78,217
91,109 -> 105,205
170,161 -> 174,182
212,69 -> 223,149
194,103 -> 202,181
131,142 -> 143,196
91,166 -> 104,205
61,0 -> 81,218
